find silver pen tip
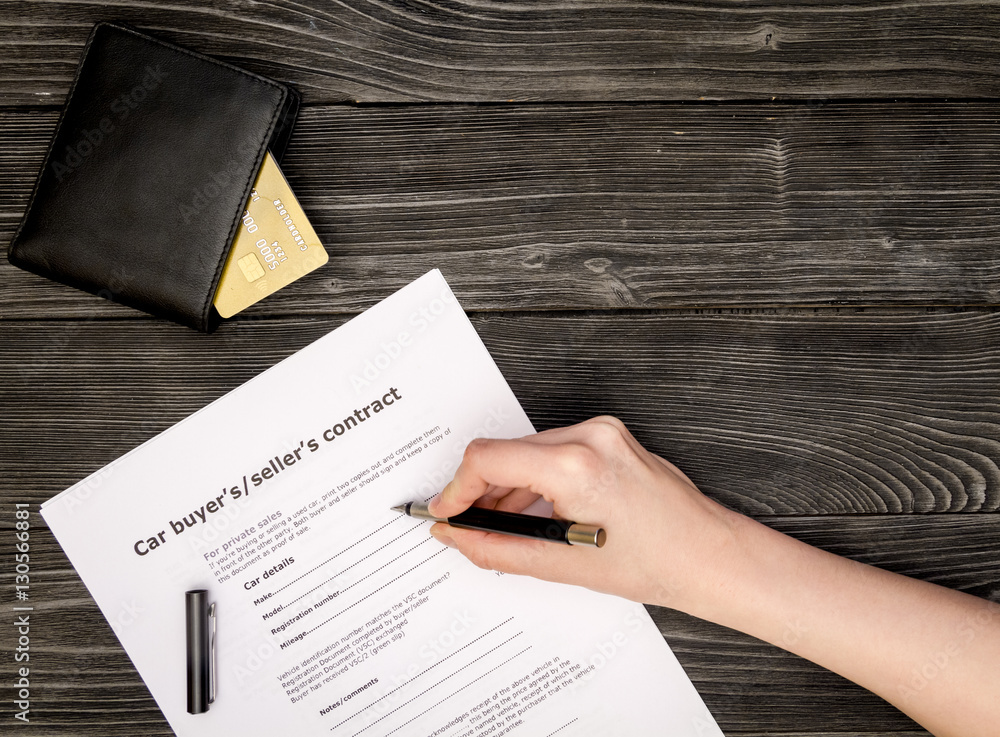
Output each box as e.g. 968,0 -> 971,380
390,504 -> 407,514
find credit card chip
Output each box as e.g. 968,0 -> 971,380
237,253 -> 265,282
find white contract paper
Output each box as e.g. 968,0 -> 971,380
41,270 -> 724,737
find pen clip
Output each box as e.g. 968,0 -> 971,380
208,603 -> 216,705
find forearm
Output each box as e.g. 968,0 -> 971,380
679,511 -> 1000,737
430,421 -> 1000,735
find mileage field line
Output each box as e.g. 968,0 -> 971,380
301,548 -> 447,638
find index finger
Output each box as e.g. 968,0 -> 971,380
428,437 -> 560,518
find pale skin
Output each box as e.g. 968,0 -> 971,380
427,416 -> 1000,737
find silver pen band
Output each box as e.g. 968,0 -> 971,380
405,501 -> 443,522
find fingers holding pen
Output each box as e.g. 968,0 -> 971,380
428,437 -> 557,518
428,522 -> 601,588
489,487 -> 542,514
421,416 -> 730,608
429,418 -> 645,524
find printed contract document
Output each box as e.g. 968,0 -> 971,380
41,271 -> 724,737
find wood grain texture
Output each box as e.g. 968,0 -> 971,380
2,311 -> 997,516
3,102 -> 999,317
3,514 -> 994,735
1,0 -> 1000,104
2,4 -> 997,733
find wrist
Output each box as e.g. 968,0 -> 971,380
672,507 -> 842,651
661,502 -> 782,625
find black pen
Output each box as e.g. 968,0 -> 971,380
185,590 -> 216,715
391,501 -> 606,548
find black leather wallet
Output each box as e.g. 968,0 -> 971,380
8,22 -> 299,331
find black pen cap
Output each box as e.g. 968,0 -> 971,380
186,589 -> 210,714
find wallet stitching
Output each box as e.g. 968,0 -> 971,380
13,21 -> 292,330
202,89 -> 289,326
9,24 -> 103,252
12,22 -> 288,254
108,23 -> 292,328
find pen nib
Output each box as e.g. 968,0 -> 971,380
390,504 -> 407,514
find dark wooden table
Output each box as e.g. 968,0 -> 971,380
2,2 -> 999,735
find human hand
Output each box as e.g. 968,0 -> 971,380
427,416 -> 745,614
431,418 -> 1000,737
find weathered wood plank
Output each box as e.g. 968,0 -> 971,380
1,1 -> 999,104
2,311 -> 997,515
4,514 -> 993,735
3,102 -> 998,317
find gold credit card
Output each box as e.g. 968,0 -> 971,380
213,151 -> 328,318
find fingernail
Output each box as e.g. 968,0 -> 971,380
427,492 -> 443,516
430,527 -> 457,549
